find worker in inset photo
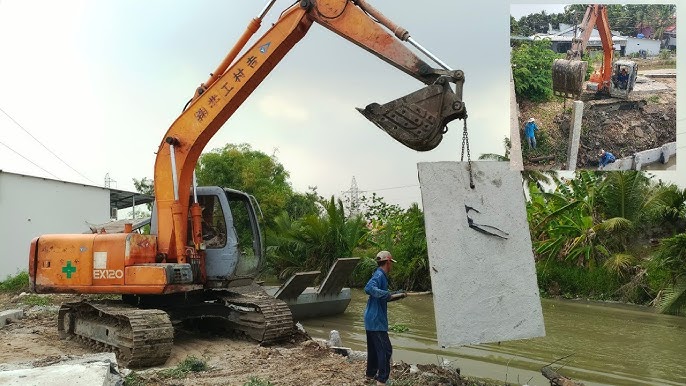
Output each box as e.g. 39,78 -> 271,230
523,117 -> 539,150
598,149 -> 616,169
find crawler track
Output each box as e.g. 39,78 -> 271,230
218,286 -> 294,343
58,302 -> 174,368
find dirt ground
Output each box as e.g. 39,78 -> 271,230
519,72 -> 677,170
0,294 -> 494,386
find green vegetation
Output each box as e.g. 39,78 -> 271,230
20,294 -> 51,306
646,95 -> 661,104
528,171 -> 686,313
124,372 -> 147,386
389,323 -> 410,333
158,356 -> 208,379
243,377 -> 274,386
511,39 -> 559,102
511,5 -> 676,39
0,271 -> 29,292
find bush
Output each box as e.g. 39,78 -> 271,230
659,49 -> 672,60
537,261 -> 622,300
0,271 -> 29,293
511,39 -> 559,102
159,356 -> 208,379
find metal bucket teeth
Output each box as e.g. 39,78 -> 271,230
357,79 -> 466,152
552,59 -> 588,99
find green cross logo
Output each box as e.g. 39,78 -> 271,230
62,261 -> 77,279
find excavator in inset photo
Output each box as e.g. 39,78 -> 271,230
552,4 -> 638,100
27,0 -> 467,367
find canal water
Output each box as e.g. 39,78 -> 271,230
300,289 -> 686,386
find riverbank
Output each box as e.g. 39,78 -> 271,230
0,292 -> 507,386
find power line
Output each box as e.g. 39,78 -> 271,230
361,184 -> 419,193
0,106 -> 96,184
0,139 -> 60,179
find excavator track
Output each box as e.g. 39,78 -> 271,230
216,285 -> 294,343
58,301 -> 174,368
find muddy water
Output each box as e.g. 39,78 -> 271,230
300,289 -> 686,386
643,156 -> 677,171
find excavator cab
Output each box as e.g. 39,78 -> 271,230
151,186 -> 264,288
608,60 -> 637,99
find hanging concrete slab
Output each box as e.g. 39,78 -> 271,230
418,161 -> 545,347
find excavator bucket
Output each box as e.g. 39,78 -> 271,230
552,58 -> 588,99
357,75 -> 466,151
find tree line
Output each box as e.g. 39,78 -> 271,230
134,143 -> 686,315
511,4 -> 676,39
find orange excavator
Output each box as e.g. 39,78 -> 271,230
28,0 -> 466,367
552,4 -> 637,99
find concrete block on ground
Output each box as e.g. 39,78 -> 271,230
418,161 -> 545,347
661,142 -> 677,164
0,353 -> 122,386
0,309 -> 23,328
602,157 -> 633,170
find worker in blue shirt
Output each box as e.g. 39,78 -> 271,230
598,149 -> 616,169
364,250 -> 406,386
523,117 -> 539,149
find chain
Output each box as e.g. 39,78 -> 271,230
459,116 -> 475,189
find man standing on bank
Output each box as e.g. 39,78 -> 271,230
364,250 -> 406,386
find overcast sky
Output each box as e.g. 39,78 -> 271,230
0,0 -> 683,210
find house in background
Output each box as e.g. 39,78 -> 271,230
664,25 -> 676,50
532,22 -> 660,57
0,170 -> 152,279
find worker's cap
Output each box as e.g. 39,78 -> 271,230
528,118 -> 535,122
376,250 -> 397,263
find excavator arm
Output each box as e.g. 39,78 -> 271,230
552,4 -> 615,98
154,0 -> 467,264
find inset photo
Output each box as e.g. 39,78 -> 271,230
510,4 -> 676,171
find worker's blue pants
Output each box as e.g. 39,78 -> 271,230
527,136 -> 537,149
366,330 -> 392,383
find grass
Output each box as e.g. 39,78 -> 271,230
20,294 -> 51,306
124,372 -> 147,386
0,271 -> 29,293
243,377 -> 274,386
646,95 -> 661,104
389,323 -> 409,333
158,355 -> 208,379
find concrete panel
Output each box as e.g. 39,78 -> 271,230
567,101 -> 584,171
0,309 -> 23,328
0,353 -> 121,386
509,67 -> 523,171
418,161 -> 545,347
317,258 -> 360,296
274,271 -> 320,300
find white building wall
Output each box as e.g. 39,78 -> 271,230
625,37 -> 661,56
0,172 -> 110,279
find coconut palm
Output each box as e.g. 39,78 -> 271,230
653,233 -> 686,315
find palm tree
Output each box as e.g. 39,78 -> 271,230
653,233 -> 686,315
266,197 -> 368,279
